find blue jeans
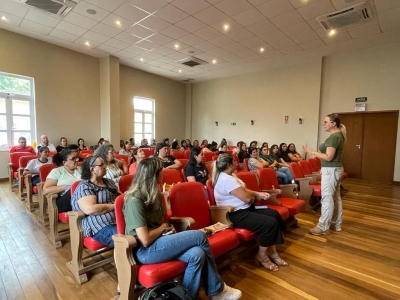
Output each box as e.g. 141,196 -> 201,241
276,167 -> 293,184
135,230 -> 223,298
92,224 -> 117,247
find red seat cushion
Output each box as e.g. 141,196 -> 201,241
342,172 -> 348,180
137,261 -> 187,288
267,205 -> 290,220
13,171 -> 18,179
311,185 -> 321,197
83,237 -> 108,251
207,229 -> 239,258
32,186 -> 38,194
58,212 -> 69,223
234,228 -> 257,242
279,198 -> 305,215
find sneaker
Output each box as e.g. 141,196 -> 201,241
211,284 -> 242,300
330,226 -> 342,232
309,226 -> 328,236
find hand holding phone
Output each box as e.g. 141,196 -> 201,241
161,227 -> 173,235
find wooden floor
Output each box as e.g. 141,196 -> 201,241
1,179 -> 399,300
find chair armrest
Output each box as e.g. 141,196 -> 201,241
303,173 -> 318,184
279,184 -> 298,198
169,217 -> 195,232
209,205 -> 234,228
260,189 -> 282,205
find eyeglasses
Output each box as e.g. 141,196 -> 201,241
68,156 -> 79,161
108,150 -> 115,154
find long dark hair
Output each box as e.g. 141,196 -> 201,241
287,143 -> 298,155
188,147 -> 203,167
270,144 -> 279,160
278,143 -> 290,162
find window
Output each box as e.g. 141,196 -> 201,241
133,96 -> 154,145
0,72 -> 36,150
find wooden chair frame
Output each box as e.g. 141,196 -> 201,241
47,194 -> 70,248
24,174 -> 39,212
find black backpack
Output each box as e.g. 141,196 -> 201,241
140,281 -> 195,300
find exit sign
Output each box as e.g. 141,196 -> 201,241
355,97 -> 367,102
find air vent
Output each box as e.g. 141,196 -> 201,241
177,56 -> 208,68
15,0 -> 77,16
317,1 -> 373,30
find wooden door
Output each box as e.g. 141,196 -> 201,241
339,114 -> 364,179
361,112 -> 398,182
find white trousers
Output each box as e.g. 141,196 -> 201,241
318,167 -> 343,231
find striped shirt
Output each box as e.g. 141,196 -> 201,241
71,179 -> 118,237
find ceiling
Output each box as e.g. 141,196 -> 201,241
0,0 -> 400,83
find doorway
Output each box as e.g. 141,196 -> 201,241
338,111 -> 398,183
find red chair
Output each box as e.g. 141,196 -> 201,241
183,149 -> 191,158
119,174 -> 134,193
257,168 -> 305,227
177,158 -> 189,171
115,154 -> 129,165
242,158 -> 250,172
298,160 -> 320,184
49,151 -> 57,157
172,151 -> 185,159
169,182 -> 240,259
289,163 -> 321,211
203,152 -> 215,163
8,152 -> 33,191
161,169 -> 182,186
206,179 -> 256,242
307,158 -> 321,175
67,180 -> 114,284
235,172 -> 290,220
150,147 -> 155,156
36,164 -> 57,226
112,195 -> 188,299
79,150 -> 93,159
211,155 -> 219,161
18,154 -> 39,200
226,150 -> 233,155
315,157 -> 321,169
232,154 -> 243,172
228,146 -> 236,151
181,169 -> 188,182
141,148 -> 151,157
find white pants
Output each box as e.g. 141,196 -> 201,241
318,167 -> 343,231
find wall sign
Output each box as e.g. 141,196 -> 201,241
355,97 -> 367,103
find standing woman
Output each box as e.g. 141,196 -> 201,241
303,113 -> 346,235
77,138 -> 88,151
123,158 -> 241,299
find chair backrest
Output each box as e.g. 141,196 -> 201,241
162,169 -> 182,185
70,180 -> 82,196
298,160 -> 313,175
169,182 -> 210,229
141,148 -> 151,157
19,155 -> 39,169
178,159 -> 189,169
180,169 -> 188,182
80,150 -> 93,155
206,179 -> 216,206
39,164 -> 57,182
315,157 -> 321,169
257,168 -> 279,190
307,158 -> 319,172
228,146 -> 236,151
232,154 -> 242,172
119,174 -> 134,193
289,162 -> 305,179
49,151 -> 57,157
171,151 -> 185,159
242,158 -> 250,172
79,152 -> 92,159
183,149 -> 191,159
211,155 -> 218,161
226,150 -> 233,155
150,147 -> 155,156
114,194 -> 126,234
205,163 -> 213,175
115,154 -> 129,165
203,152 -> 215,163
235,172 -> 259,191
9,152 -> 34,172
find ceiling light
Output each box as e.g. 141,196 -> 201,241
260,47 -> 265,53
115,20 -> 121,26
174,44 -> 179,49
329,29 -> 336,36
179,69 -> 182,73
140,58 -> 144,62
85,41 -> 90,46
212,59 -> 217,64
1,16 -> 7,21
223,24 -> 229,31
86,9 -> 97,15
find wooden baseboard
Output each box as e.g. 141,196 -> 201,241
0,178 -> 8,182
392,181 -> 400,186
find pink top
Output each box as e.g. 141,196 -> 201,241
9,145 -> 36,154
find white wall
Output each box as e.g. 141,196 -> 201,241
191,59 -> 323,152
319,42 -> 400,181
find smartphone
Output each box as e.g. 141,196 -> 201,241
161,227 -> 173,234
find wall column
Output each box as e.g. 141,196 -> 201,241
185,83 -> 192,139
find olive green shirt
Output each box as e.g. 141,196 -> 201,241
319,132 -> 344,168
123,195 -> 166,241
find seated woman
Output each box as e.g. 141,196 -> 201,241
249,140 -> 258,149
124,157 -> 241,299
278,143 -> 291,164
266,145 -> 293,184
185,139 -> 192,149
170,140 -> 180,152
247,147 -> 269,172
150,138 -> 156,147
77,138 -> 87,151
179,139 -> 188,152
218,138 -> 227,152
185,147 -> 209,187
212,154 -> 288,271
193,140 -> 200,148
287,143 -> 303,162
237,142 -> 249,163
71,155 -> 120,246
155,142 -> 182,169
128,148 -> 145,175
95,144 -> 128,187
260,142 -> 269,155
23,146 -> 52,186
43,149 -> 81,213
233,141 -> 243,155
56,137 -> 68,153
218,144 -> 228,155
119,140 -> 133,164
200,139 -> 208,149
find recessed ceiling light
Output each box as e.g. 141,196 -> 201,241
115,20 -> 121,26
329,29 -> 336,36
260,47 -> 265,53
85,41 -> 90,46
179,69 -> 182,73
86,9 -> 97,15
140,58 -> 144,62
174,44 -> 179,49
212,59 -> 217,64
223,24 -> 229,31
1,16 -> 7,21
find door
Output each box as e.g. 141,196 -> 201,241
338,114 -> 364,179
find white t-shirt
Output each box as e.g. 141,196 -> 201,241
25,158 -> 53,177
37,143 -> 56,152
214,172 -> 250,211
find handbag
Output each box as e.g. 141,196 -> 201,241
140,281 -> 195,300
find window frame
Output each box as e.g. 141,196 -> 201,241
133,96 -> 155,145
0,72 -> 36,151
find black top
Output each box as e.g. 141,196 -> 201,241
185,164 -> 208,186
238,151 -> 250,163
161,155 -> 176,168
56,145 -> 68,153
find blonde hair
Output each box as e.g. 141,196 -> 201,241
327,113 -> 347,143
211,153 -> 234,187
125,157 -> 163,210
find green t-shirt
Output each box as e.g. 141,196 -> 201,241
123,195 -> 166,241
319,132 -> 344,168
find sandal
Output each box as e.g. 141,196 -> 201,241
254,255 -> 279,272
269,254 -> 288,266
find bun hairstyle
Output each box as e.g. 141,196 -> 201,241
52,148 -> 76,166
327,113 -> 347,143
211,153 -> 234,187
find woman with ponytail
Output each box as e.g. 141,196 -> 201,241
303,113 -> 346,235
